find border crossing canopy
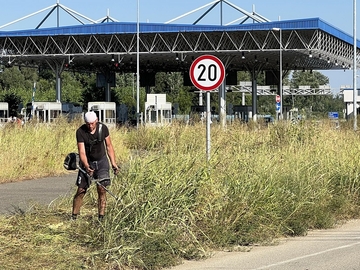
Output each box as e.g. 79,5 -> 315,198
0,1 -> 359,93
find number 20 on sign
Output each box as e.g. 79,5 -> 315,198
190,55 -> 225,91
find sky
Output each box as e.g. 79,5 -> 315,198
0,0 -> 359,94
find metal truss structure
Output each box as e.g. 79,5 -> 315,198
0,1 -> 118,30
229,82 -> 332,96
0,22 -> 358,76
165,0 -> 271,25
0,0 -> 359,101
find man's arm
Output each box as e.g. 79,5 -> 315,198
105,135 -> 119,174
77,142 -> 94,175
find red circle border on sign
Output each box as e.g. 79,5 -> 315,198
276,95 -> 281,103
189,55 -> 225,91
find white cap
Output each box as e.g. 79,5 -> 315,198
84,111 -> 97,123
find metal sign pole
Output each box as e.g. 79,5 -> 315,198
190,55 -> 225,162
206,91 -> 211,161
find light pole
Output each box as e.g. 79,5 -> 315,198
353,0 -> 357,131
136,0 -> 140,128
273,28 -> 283,120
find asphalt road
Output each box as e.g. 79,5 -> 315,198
167,219 -> 360,270
0,173 -> 76,215
1,174 -> 360,269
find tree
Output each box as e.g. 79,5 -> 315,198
0,67 -> 38,114
155,72 -> 183,100
3,92 -> 23,117
0,66 -> 26,90
153,72 -> 196,114
291,70 -> 329,88
61,71 -> 92,105
289,70 -> 333,117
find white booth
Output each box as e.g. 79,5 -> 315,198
88,102 -> 116,128
25,101 -> 62,123
0,102 -> 9,124
144,94 -> 172,126
342,87 -> 360,118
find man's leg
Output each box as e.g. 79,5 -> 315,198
72,187 -> 86,217
95,156 -> 110,220
97,184 -> 107,219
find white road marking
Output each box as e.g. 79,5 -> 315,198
255,241 -> 360,269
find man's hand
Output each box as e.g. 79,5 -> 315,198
86,166 -> 94,177
112,165 -> 120,175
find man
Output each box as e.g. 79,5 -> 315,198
72,111 -> 119,220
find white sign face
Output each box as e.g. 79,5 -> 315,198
190,55 -> 225,91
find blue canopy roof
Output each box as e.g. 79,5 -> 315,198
0,17 -> 359,47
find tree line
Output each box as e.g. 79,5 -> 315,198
0,66 -> 344,118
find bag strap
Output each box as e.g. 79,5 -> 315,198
98,123 -> 103,142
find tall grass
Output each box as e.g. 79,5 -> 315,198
0,119 -> 360,269
0,117 -> 129,182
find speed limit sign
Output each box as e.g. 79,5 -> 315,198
190,55 -> 225,91
276,95 -> 281,103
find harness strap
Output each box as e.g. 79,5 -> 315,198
98,123 -> 103,142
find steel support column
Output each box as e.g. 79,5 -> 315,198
251,69 -> 257,122
55,64 -> 61,102
105,82 -> 111,102
218,81 -> 226,127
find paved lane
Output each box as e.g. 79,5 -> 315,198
1,174 -> 360,270
0,173 -> 76,215
167,219 -> 360,270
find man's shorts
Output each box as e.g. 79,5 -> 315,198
76,155 -> 111,189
